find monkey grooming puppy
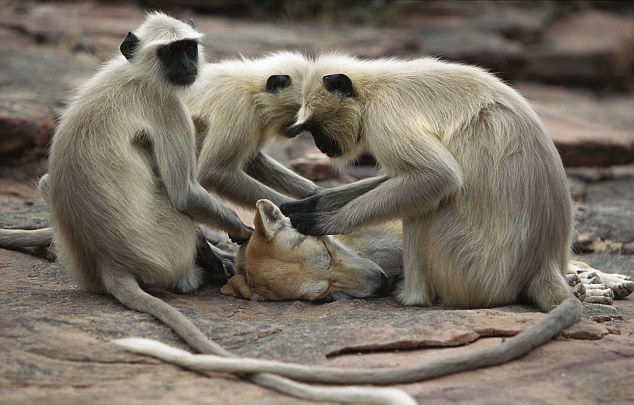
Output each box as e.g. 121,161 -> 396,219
219,199 -> 631,303
281,54 -> 578,312
186,51 -> 321,209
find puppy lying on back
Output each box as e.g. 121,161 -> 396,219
222,200 -> 633,304
222,199 -> 399,301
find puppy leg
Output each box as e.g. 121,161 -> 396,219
570,260 -> 633,300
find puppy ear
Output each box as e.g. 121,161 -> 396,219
120,32 -> 140,61
255,199 -> 286,240
323,73 -> 355,98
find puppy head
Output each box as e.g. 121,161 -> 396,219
222,199 -> 387,301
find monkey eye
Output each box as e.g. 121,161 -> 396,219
186,45 -> 196,55
323,74 -> 355,98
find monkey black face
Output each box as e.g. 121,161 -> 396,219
157,39 -> 199,86
304,120 -> 343,157
120,32 -> 199,86
286,73 -> 357,157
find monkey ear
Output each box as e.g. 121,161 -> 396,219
255,199 -> 286,240
266,75 -> 292,93
187,18 -> 195,28
120,32 -> 140,61
323,74 -> 355,98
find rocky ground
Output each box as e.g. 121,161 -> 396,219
0,1 -> 633,405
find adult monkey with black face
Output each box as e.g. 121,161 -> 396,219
280,54 -> 581,314
33,14 -> 414,405
112,54 -> 582,393
187,51 -> 322,209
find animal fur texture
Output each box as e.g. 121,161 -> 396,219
186,51 -> 321,209
281,54 -> 575,312
221,201 -> 631,304
222,199 -> 398,301
29,14 -> 416,405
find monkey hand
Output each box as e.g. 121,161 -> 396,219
280,195 -> 320,216
229,225 -> 254,245
287,212 -> 329,236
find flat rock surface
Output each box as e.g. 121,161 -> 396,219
1,178 -> 633,405
1,2 -> 633,405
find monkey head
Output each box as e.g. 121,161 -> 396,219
285,57 -> 364,169
119,12 -> 205,87
253,52 -> 312,140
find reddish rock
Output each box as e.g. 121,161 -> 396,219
524,10 -> 634,88
288,153 -> 340,181
0,97 -> 55,156
518,83 -> 634,167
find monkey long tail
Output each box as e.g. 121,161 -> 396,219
115,296 -> 582,385
0,227 -> 53,249
106,272 -> 417,405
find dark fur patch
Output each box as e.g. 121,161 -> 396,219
290,234 -> 308,249
288,212 -> 327,236
280,195 -> 319,216
120,32 -> 140,61
303,120 -> 343,157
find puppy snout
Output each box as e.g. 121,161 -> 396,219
373,271 -> 390,295
282,123 -> 304,138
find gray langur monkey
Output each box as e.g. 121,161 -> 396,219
0,17 -> 418,405
111,54 -> 583,392
280,53 -> 579,314
185,51 -> 321,209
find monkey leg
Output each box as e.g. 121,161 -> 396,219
172,266 -> 205,293
395,218 -> 435,306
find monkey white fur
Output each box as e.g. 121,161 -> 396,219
0,18 -> 417,404
186,51 -> 321,209
281,54 -> 578,313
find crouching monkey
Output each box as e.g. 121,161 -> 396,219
281,53 -> 580,312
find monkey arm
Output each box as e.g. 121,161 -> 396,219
286,145 -> 463,235
199,165 -> 296,209
245,152 -> 322,199
280,175 -> 389,215
152,125 -> 252,243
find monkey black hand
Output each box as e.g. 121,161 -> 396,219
230,226 -> 254,245
288,212 -> 328,236
280,196 -> 319,216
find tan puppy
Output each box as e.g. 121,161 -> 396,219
221,199 -> 400,301
222,201 -> 632,304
